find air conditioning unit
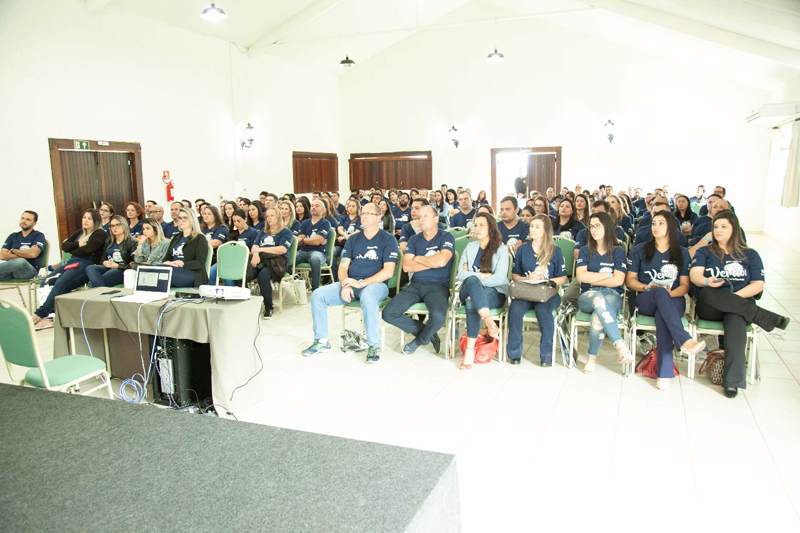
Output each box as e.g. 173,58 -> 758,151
745,103 -> 799,125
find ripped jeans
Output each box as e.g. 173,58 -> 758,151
578,287 -> 623,356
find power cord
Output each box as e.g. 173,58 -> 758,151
228,308 -> 263,402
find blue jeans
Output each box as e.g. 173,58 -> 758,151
636,289 -> 690,378
506,293 -> 561,362
0,258 -> 36,281
459,276 -> 505,338
85,265 -> 125,288
35,261 -> 91,318
256,265 -> 275,310
311,282 -> 389,347
208,264 -> 236,287
578,288 -> 623,356
164,266 -> 195,288
381,281 -> 449,345
296,249 -> 327,290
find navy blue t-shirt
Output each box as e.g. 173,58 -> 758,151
340,216 -> 362,235
289,220 -> 301,235
335,203 -> 346,216
691,247 -> 764,295
553,220 -> 585,241
400,221 -> 445,243
634,224 -> 688,248
406,230 -> 455,285
514,244 -> 567,280
3,230 -> 46,269
236,227 -> 260,250
299,218 -> 332,252
450,209 -> 476,229
162,221 -> 180,239
172,236 -> 188,260
392,207 -> 412,233
250,221 -> 265,233
573,226 -> 626,251
129,220 -> 144,238
576,246 -> 627,294
628,244 -> 690,291
105,241 -> 121,263
257,228 -> 294,259
203,225 -> 229,243
341,230 -> 399,283
499,219 -> 529,247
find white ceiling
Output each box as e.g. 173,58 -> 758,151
98,0 -> 800,90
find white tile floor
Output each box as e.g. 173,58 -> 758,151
5,234 -> 800,531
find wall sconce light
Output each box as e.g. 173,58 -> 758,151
605,119 -> 615,143
240,122 -> 254,150
449,125 -> 459,148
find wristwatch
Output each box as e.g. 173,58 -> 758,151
358,279 -> 365,288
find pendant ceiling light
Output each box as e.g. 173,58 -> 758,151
486,48 -> 506,63
201,3 -> 227,22
339,55 -> 356,68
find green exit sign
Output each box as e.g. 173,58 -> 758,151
74,141 -> 90,150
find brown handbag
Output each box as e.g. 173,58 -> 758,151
508,280 -> 558,303
698,349 -> 725,385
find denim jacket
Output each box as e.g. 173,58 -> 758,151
457,240 -> 510,294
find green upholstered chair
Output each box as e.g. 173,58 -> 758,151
215,241 -> 249,288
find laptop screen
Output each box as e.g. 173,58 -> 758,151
135,266 -> 172,293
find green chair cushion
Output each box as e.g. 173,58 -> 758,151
574,311 -> 625,323
25,355 -> 106,388
696,319 -> 753,332
405,303 -> 429,312
296,263 -> 328,269
344,298 -> 391,309
522,308 -> 558,319
636,315 -> 689,328
0,279 -> 33,286
456,306 -> 506,316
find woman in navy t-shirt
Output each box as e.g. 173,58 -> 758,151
506,214 -> 568,366
626,211 -> 705,390
575,212 -> 631,373
552,198 -> 585,241
252,207 -> 295,318
673,194 -> 698,237
690,211 -> 789,398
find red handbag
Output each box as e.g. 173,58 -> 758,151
635,347 -> 680,379
459,333 -> 499,364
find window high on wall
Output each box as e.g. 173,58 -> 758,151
349,151 -> 432,191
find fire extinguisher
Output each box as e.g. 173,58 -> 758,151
162,171 -> 174,201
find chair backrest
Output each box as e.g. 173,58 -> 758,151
448,251 -> 460,292
454,236 -> 470,261
447,227 -> 468,240
205,245 -> 213,278
690,203 -> 701,215
0,300 -> 45,378
286,235 -> 299,274
325,230 -> 336,264
40,239 -> 50,272
215,241 -> 249,287
387,249 -> 404,290
554,238 -> 576,278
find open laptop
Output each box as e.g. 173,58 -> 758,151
116,266 -> 173,303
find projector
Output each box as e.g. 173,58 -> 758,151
198,285 -> 252,300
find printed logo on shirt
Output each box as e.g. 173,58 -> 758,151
357,247 -> 380,261
111,250 -> 122,262
644,263 -> 679,284
261,235 -> 275,246
705,261 -> 746,281
397,214 -> 409,222
174,243 -> 185,257
507,237 -> 519,248
19,244 -> 30,250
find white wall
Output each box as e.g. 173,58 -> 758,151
340,15 -> 772,231
0,0 -> 340,248
762,73 -> 800,251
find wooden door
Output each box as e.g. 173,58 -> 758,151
292,152 -> 338,193
349,152 -> 432,191
526,153 -> 557,195
49,139 -> 144,243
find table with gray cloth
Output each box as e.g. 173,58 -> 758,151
52,287 -> 263,418
0,384 -> 461,533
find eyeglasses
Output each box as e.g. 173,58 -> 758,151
361,212 -> 380,217
589,224 -> 603,230
99,208 -> 110,213
108,223 -> 123,229
147,210 -> 161,215
177,216 -> 190,222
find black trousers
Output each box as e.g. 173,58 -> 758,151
257,266 -> 275,310
695,288 -> 781,389
382,281 -> 449,345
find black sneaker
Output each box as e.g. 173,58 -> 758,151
776,316 -> 791,330
366,346 -> 380,364
430,333 -> 441,354
541,360 -> 552,367
508,357 -> 521,365
262,307 -> 273,319
402,340 -> 419,355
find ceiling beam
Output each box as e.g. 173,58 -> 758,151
586,0 -> 800,68
86,0 -> 114,14
247,0 -> 349,57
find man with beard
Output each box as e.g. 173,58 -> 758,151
392,192 -> 412,237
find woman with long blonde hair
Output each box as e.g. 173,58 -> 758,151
506,214 -> 568,365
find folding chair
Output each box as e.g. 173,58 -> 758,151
341,250 -> 404,351
0,239 -> 49,312
0,299 -> 112,398
215,241 -> 249,288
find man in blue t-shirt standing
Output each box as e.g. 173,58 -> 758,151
0,210 -> 46,282
302,202 -> 399,363
296,199 -> 333,291
383,206 -> 455,355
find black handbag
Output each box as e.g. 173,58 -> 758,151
508,280 -> 558,303
258,252 -> 287,283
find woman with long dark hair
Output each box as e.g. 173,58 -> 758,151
575,212 -> 631,373
99,202 -> 115,233
690,211 -> 789,398
506,214 -> 568,366
85,214 -> 137,288
626,211 -> 705,389
32,209 -> 107,329
222,201 -> 237,228
247,201 -> 265,232
474,190 -> 488,207
519,205 -> 536,225
378,198 -> 395,234
456,213 -> 510,370
446,189 -> 458,209
673,194 -> 698,236
295,197 -> 311,222
552,198 -> 585,240
574,193 -> 591,228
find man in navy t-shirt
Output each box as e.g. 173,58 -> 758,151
392,193 -> 412,237
161,202 -> 183,239
295,199 -> 333,291
634,200 -> 688,247
0,210 -> 46,281
449,191 -> 476,228
303,202 -> 398,363
383,205 -> 455,355
498,196 -> 529,255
